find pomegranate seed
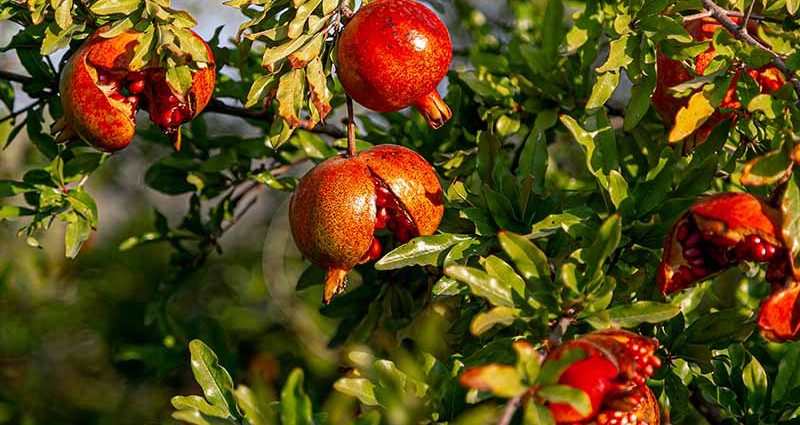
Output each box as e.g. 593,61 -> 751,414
128,79 -> 145,94
160,109 -> 175,126
683,247 -> 702,259
367,237 -> 382,261
375,208 -> 389,229
684,232 -> 701,248
676,222 -> 690,241
689,257 -> 706,267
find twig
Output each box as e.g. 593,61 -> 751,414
0,70 -> 32,84
0,100 -> 43,124
203,98 -> 345,138
497,394 -> 524,425
701,0 -> 800,98
346,95 -> 356,157
682,9 -> 776,23
548,316 -> 574,348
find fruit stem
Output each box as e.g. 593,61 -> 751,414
346,95 -> 357,157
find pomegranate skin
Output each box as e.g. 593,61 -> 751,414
289,144 -> 444,303
548,356 -> 619,423
758,285 -> 800,342
58,27 -> 216,152
358,145 -> 444,235
59,29 -> 138,152
652,17 -> 783,149
337,0 -> 453,129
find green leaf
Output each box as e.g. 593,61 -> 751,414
470,306 -> 519,336
586,72 -> 620,111
90,0 -> 142,15
523,398 -> 556,425
742,355 -> 767,412
782,173 -> 800,281
580,214 -> 621,283
64,213 -> 91,258
773,341 -> 800,403
682,309 -> 755,347
172,395 -> 230,418
740,149 -> 792,187
445,265 -> 513,307
276,68 -> 306,128
537,385 -> 591,417
0,205 -> 35,220
497,231 -> 550,283
245,74 -> 278,108
333,378 -> 378,407
596,35 -> 633,73
280,369 -> 315,425
459,364 -> 527,398
375,234 -> 473,270
250,171 -> 298,192
234,385 -> 273,425
66,189 -> 98,228
288,0 -> 324,39
187,340 -> 241,420
585,301 -> 681,328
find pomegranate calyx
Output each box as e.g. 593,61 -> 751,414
414,91 -> 453,129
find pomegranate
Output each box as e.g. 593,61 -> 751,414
658,192 -> 785,294
652,17 -> 783,149
289,144 -> 444,303
758,284 -> 800,342
55,26 -> 215,152
336,0 -> 453,129
545,329 -> 661,424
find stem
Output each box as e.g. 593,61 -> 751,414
346,95 -> 356,157
701,0 -> 800,98
497,394 -> 524,425
0,70 -> 33,84
548,316 -> 573,348
682,9 -> 776,23
203,98 -> 345,138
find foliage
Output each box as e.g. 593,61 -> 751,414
2,0 -> 800,424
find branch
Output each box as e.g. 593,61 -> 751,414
701,0 -> 800,98
0,70 -> 33,84
0,100 -> 44,124
497,394 -> 524,425
203,98 -> 346,138
548,316 -> 574,348
682,9 -> 777,23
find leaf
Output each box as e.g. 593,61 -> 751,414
596,35 -> 633,73
250,171 -> 298,192
333,378 -> 378,407
682,309 -> 755,347
523,398 -> 556,425
172,395 -> 230,418
90,0 -> 142,15
262,34 -> 312,72
245,74 -> 278,108
276,68 -> 305,128
188,340 -> 241,420
234,385 -> 272,425
537,385 -> 592,417
624,74 -> 656,130
445,265 -> 513,307
782,173 -> 800,280
305,57 -> 332,121
585,301 -> 681,328
586,71 -> 620,112
580,214 -> 621,283
788,0 -> 799,15
740,149 -> 792,187
64,214 -> 91,258
497,231 -> 550,283
470,306 -> 519,336
288,0 -> 324,39
375,234 -> 473,270
668,91 -> 715,143
280,369 -> 315,425
773,341 -> 800,403
742,355 -> 767,412
459,364 -> 527,398
66,188 -> 98,227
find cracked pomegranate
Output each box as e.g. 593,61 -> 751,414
56,26 -> 215,152
337,0 -> 453,129
545,329 -> 661,424
758,284 -> 800,342
658,192 -> 785,294
289,145 -> 444,304
652,17 -> 783,149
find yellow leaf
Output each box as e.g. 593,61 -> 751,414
668,91 -> 715,143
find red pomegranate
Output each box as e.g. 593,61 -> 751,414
545,329 -> 662,424
758,284 -> 800,342
55,26 -> 215,152
336,0 -> 453,129
658,192 -> 785,294
652,17 -> 783,149
289,145 -> 444,303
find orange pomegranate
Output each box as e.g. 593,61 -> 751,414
289,145 -> 444,303
55,26 -> 215,152
336,0 -> 453,129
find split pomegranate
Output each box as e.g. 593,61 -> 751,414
55,26 -> 215,152
658,192 -> 784,294
545,329 -> 661,424
289,144 -> 444,304
337,0 -> 453,129
758,284 -> 800,342
652,17 -> 783,149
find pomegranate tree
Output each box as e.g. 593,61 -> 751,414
289,144 -> 444,303
336,0 -> 453,129
55,26 -> 215,152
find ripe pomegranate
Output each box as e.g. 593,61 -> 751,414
337,0 -> 453,129
658,192 -> 784,294
55,26 -> 215,152
758,284 -> 800,342
652,17 -> 783,149
545,330 -> 662,424
289,144 -> 444,303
